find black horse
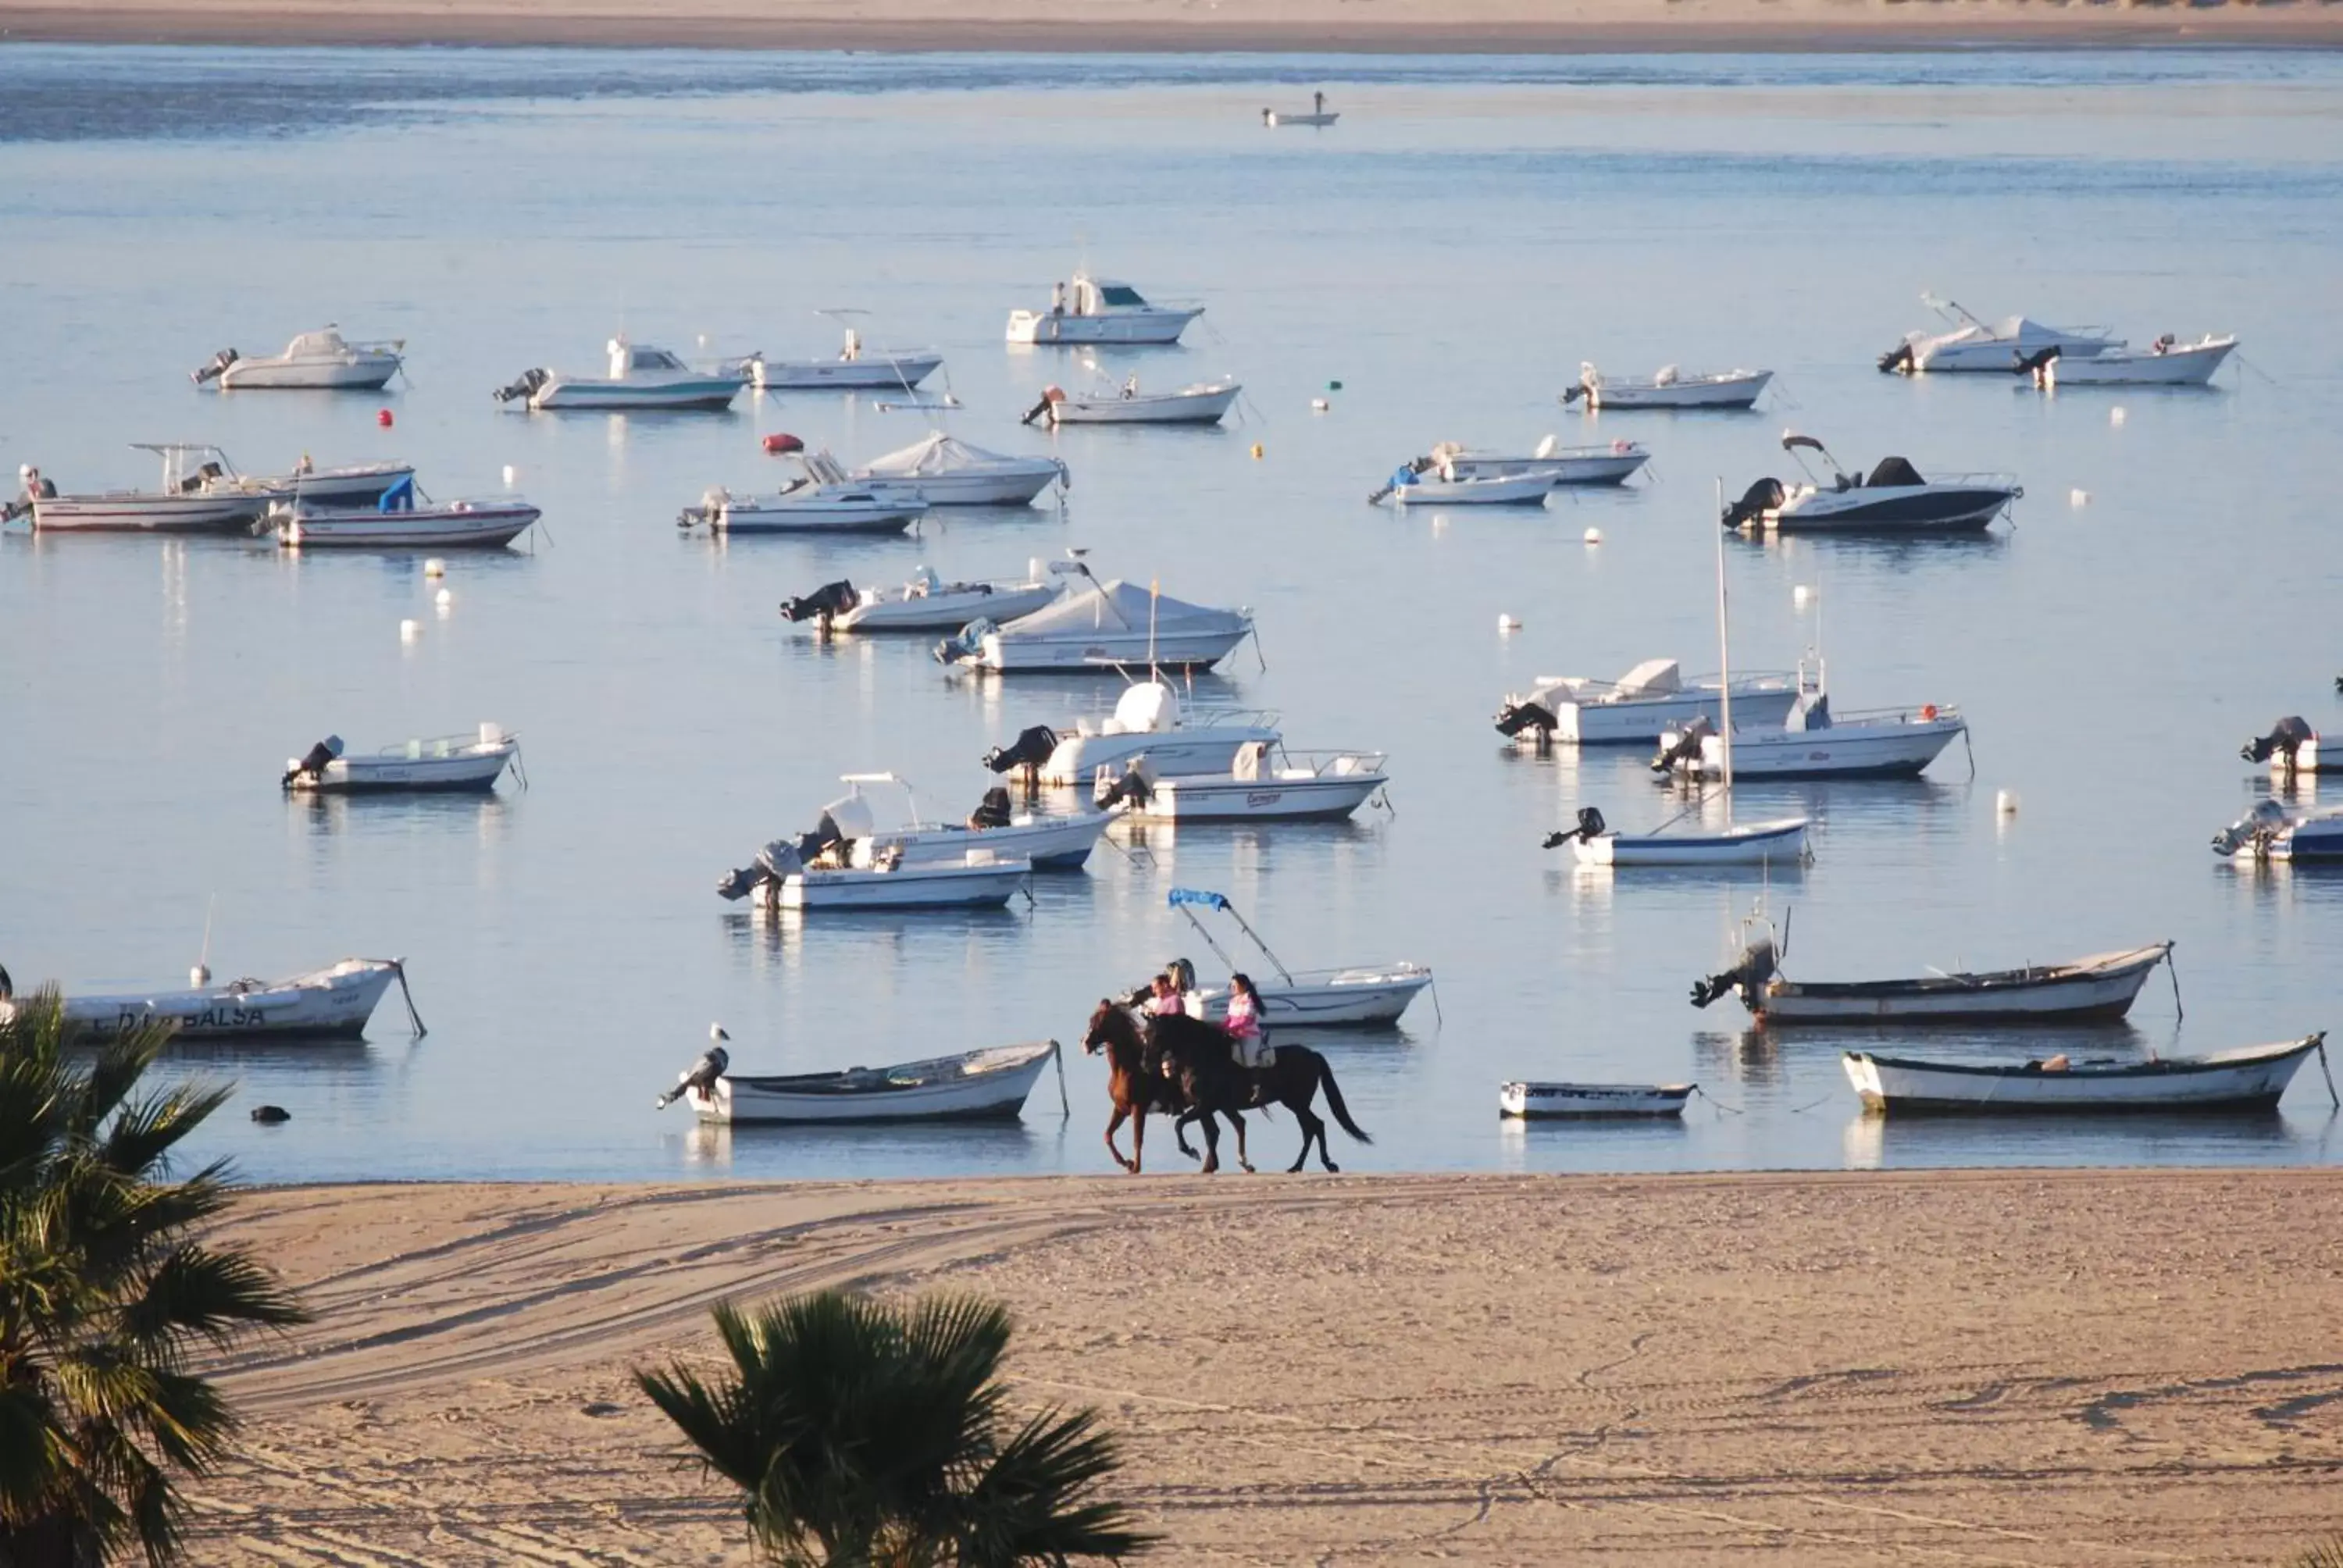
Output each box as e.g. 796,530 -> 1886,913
1082,1002 -> 1370,1174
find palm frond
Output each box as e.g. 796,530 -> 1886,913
2284,1541 -> 2343,1568
121,1243 -> 309,1349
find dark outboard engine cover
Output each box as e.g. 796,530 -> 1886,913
1689,938 -> 1778,1010
656,1046 -> 730,1109
981,725 -> 1060,775
1096,762 -> 1154,811
1877,340 -> 1917,374
1651,716 -> 1714,775
1721,477 -> 1785,530
192,348 -> 240,385
2243,716 -> 2315,764
494,367 -> 551,404
2013,344 -> 2063,378
1541,807 -> 1607,850
780,580 -> 858,623
968,787 -> 1014,829
282,735 -> 345,789
1493,700 -> 1558,739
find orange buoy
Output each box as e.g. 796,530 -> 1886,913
762,432 -> 804,454
1920,704 -> 1938,721
376,408 -> 393,428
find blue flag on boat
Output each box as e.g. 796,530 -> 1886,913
1167,888 -> 1229,911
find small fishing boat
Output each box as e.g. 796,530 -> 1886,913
849,433 -> 1065,506
282,725 -> 520,794
495,339 -> 747,412
1549,807 -> 1810,867
1843,1035 -> 2328,1115
1563,363 -> 1771,411
1724,436 -> 2019,535
667,1037 -> 1061,1124
2017,333 -> 2237,388
781,563 -> 1064,633
1653,664 -> 1967,782
1100,743 -> 1388,823
1372,455 -> 1552,508
1025,377 -> 1240,427
12,447 -> 412,533
271,476 -> 539,550
0,957 -> 421,1042
1007,274 -> 1203,346
679,473 -> 925,536
2242,717 -> 2341,777
1880,295 -> 2122,375
827,773 -> 1111,871
716,833 -> 1030,911
1263,91 -> 1339,127
248,458 -> 415,509
1167,888 -> 1431,1026
1691,934 -> 2174,1024
192,327 -> 404,391
982,680 -> 1282,786
1500,1082 -> 1694,1118
2212,800 -> 2343,863
1497,659 -> 1797,746
1432,437 -> 1651,488
936,573 -> 1254,675
751,317 -> 943,391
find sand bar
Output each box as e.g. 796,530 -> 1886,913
6,0 -> 2343,50
185,1168 -> 2343,1565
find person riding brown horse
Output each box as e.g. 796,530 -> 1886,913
1083,1000 -> 1371,1174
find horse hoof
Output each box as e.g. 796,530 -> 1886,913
1325,1161 -> 1341,1174
1240,1162 -> 1256,1174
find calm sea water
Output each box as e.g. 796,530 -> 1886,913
4,45 -> 2341,1183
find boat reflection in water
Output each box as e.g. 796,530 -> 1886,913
679,1115 -> 1063,1174
1844,1103 -> 2308,1171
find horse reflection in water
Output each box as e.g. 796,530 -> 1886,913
1082,1000 -> 1370,1174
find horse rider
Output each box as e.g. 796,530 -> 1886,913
1224,972 -> 1271,1070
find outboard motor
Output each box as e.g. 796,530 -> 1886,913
968,787 -> 1014,829
716,839 -> 809,901
2210,800 -> 2292,859
1493,700 -> 1558,739
981,725 -> 1061,777
779,580 -> 859,623
1096,760 -> 1155,811
2013,344 -> 2063,383
655,1042 -> 730,1110
191,348 -> 240,385
1877,339 -> 1917,375
933,616 -> 998,665
493,367 -> 551,404
2242,716 -> 2315,765
1721,477 -> 1785,531
1690,938 -> 1778,1010
281,734 -> 345,789
1650,717 -> 1714,775
1020,386 -> 1066,426
1541,807 -> 1607,850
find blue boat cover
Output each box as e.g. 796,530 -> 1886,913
378,476 -> 416,513
1167,888 -> 1229,911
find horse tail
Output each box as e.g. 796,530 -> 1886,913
1315,1052 -> 1371,1145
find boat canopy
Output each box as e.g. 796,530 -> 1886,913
1616,659 -> 1681,697
1865,456 -> 1925,488
287,330 -> 351,357
377,476 -> 417,513
1111,682 -> 1179,732
819,794 -> 877,839
862,433 -> 1015,477
1168,888 -> 1231,911
996,579 -> 1245,638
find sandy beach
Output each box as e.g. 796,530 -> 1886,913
184,1169 -> 2343,1565
5,0 -> 2341,50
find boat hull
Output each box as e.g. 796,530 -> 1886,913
1521,683 -> 1799,745
754,353 -> 943,390
218,358 -> 400,390
1754,946 -> 2170,1024
293,743 -> 515,794
1049,386 -> 1239,425
282,503 -> 540,549
1500,1082 -> 1694,1118
879,815 -> 1108,871
1447,451 -> 1650,486
973,629 -> 1251,674
1392,475 -> 1552,506
2042,340 -> 2234,387
1845,1037 -> 2321,1114
691,1042 -> 1057,1123
861,468 -> 1060,506
764,860 -> 1030,910
1574,817 -> 1810,867
531,380 -> 744,411
1200,969 -> 1431,1026
1039,725 -> 1281,786
1582,372 -> 1771,410
32,493 -> 270,532
1762,485 -> 2017,534
717,502 -> 922,534
1133,772 -> 1385,822
835,583 -> 1058,633
1911,334 -> 2120,373
6,958 -> 404,1041
1690,715 -> 1964,780
1007,308 -> 1202,346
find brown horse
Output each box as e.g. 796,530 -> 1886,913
1082,1001 -> 1371,1174
1081,998 -> 1198,1174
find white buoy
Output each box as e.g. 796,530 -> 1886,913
423,558 -> 446,578
400,618 -> 420,641
435,587 -> 453,607
2109,407 -> 2127,427
1310,397 -> 1330,412
1793,584 -> 1811,608
501,465 -> 516,486
2070,488 -> 2090,508
1497,614 -> 1519,633
1996,789 -> 2019,815
190,964 -> 210,988
1583,527 -> 1603,545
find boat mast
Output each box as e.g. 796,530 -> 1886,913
1715,479 -> 1734,793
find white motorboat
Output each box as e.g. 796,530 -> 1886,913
1564,362 -> 1771,410
192,328 -> 404,391
1844,1035 -> 2327,1115
272,476 -> 538,549
1372,452 -> 1552,508
1880,295 -> 2123,374
1026,377 -> 1240,427
1496,658 -> 1796,746
1552,807 -> 1810,867
751,318 -> 943,391
982,680 -> 1282,786
1007,274 -> 1203,346
722,843 -> 1031,911
781,563 -> 1062,633
11,447 -> 411,533
1168,887 -> 1431,1027
1693,935 -> 2173,1024
1500,1082 -> 1693,1118
1263,92 -> 1339,127
1655,663 -> 1967,782
2212,800 -> 2343,864
495,339 -> 747,412
1432,436 -> 1651,488
1,957 -> 420,1042
282,724 -> 520,794
826,773 -> 1111,871
680,470 -> 925,536
936,573 -> 1254,675
2019,333 -> 2237,388
1102,743 -> 1388,823
850,433 -> 1065,506
1724,435 -> 2019,535
675,1039 -> 1061,1124
2241,718 -> 2343,779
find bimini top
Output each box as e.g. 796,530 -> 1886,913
1168,888 -> 1232,911
861,433 -> 1022,477
995,579 -> 1247,638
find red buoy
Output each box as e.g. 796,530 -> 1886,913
377,408 -> 394,428
762,432 -> 804,455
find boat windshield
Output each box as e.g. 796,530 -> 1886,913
629,348 -> 685,372
1098,285 -> 1147,308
